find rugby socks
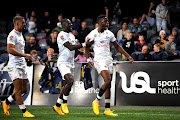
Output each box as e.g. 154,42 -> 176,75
6,94 -> 15,105
94,88 -> 106,103
63,95 -> 68,103
19,104 -> 26,113
56,95 -> 68,107
97,88 -> 106,100
56,97 -> 63,107
105,99 -> 110,110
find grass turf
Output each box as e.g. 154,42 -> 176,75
1,105 -> 180,120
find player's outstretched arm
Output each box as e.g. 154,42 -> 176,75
63,41 -> 84,51
112,41 -> 133,63
63,39 -> 92,51
7,43 -> 31,60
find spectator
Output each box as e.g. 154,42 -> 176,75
28,16 -> 36,34
138,45 -> 152,61
40,48 -> 57,66
152,43 -> 167,61
165,34 -> 178,60
30,50 -> 41,64
46,30 -> 59,53
40,11 -> 53,35
172,27 -> 180,52
113,1 -> 122,18
134,35 -> 146,52
117,21 -> 130,46
72,16 -> 79,31
104,0 -> 109,18
77,21 -> 90,43
74,48 -> 92,62
25,36 -> 41,54
155,0 -> 170,32
56,13 -> 63,28
25,11 -> 38,23
131,17 -> 146,41
140,0 -> 157,27
122,32 -> 134,61
25,11 -> 38,33
155,30 -> 167,50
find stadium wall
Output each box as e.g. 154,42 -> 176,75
0,62 -> 180,106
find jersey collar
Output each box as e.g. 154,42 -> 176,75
13,29 -> 22,35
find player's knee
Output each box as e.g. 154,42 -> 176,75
22,89 -> 27,94
15,89 -> 22,96
65,74 -> 74,87
68,78 -> 74,87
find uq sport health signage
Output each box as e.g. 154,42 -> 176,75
115,62 -> 180,106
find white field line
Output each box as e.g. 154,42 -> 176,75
0,112 -> 180,116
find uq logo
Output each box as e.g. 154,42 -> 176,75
119,71 -> 156,94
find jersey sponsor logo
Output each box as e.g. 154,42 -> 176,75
21,46 -> 25,50
60,35 -> 64,41
10,36 -> 14,41
96,42 -> 109,48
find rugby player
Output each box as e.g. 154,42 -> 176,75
85,14 -> 133,116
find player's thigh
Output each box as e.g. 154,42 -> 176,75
100,70 -> 111,83
64,73 -> 74,84
13,79 -> 23,92
22,79 -> 28,92
58,64 -> 72,80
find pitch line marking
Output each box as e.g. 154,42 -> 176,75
0,112 -> 180,116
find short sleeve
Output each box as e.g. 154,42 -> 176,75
110,32 -> 116,42
58,33 -> 69,45
7,34 -> 16,45
85,31 -> 95,42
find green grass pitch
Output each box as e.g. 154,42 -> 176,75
1,105 -> 180,120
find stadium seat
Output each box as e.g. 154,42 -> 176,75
87,25 -> 95,31
0,21 -> 7,33
84,18 -> 93,25
24,32 -> 34,41
110,24 -> 121,36
142,21 -> 150,31
110,17 -> 119,26
0,46 -> 7,52
38,39 -> 47,47
147,30 -> 156,40
178,29 -> 180,34
0,53 -> 8,61
150,36 -> 159,44
36,32 -> 47,40
0,39 -> 6,44
0,33 -> 7,40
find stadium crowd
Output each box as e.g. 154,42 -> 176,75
0,0 -> 180,65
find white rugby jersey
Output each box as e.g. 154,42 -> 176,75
57,31 -> 77,65
7,29 -> 26,68
85,28 -> 116,61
